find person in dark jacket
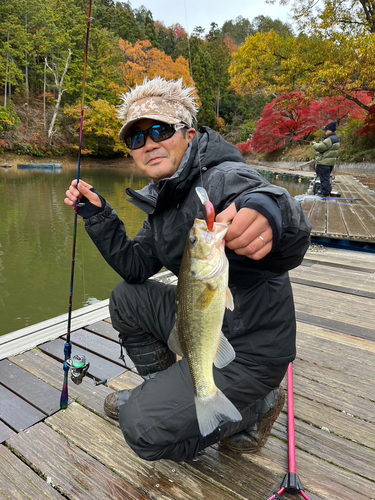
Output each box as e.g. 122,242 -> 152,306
312,121 -> 341,196
64,77 -> 312,463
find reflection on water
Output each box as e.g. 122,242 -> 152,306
0,158 -> 308,336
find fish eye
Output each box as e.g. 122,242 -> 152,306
189,236 -> 197,245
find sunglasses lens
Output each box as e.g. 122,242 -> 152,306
149,124 -> 175,142
125,123 -> 178,150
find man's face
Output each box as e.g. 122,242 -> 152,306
130,119 -> 196,182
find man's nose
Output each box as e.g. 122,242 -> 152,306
144,134 -> 159,150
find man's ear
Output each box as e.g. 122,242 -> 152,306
186,128 -> 197,144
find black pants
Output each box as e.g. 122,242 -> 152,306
109,279 -> 288,462
316,164 -> 332,196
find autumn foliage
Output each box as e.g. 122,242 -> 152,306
249,92 -> 371,153
118,39 -> 194,89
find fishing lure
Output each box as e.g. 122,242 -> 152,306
195,186 -> 215,231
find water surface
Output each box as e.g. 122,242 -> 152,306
0,157 -> 307,336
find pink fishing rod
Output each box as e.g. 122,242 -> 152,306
267,363 -> 311,500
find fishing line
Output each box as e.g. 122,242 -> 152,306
60,0 -> 93,409
183,0 -> 193,78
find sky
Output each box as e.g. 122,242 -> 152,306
129,0 -> 293,34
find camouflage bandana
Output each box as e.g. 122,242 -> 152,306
119,96 -> 194,141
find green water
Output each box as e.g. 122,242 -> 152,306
0,158 -> 308,336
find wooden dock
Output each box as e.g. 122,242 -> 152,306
297,174 -> 375,243
253,163 -> 375,244
0,246 -> 374,500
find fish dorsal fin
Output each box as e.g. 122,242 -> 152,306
167,324 -> 184,357
214,332 -> 236,369
226,287 -> 234,311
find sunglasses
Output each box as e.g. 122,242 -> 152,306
124,123 -> 187,150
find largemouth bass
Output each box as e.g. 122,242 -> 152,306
168,218 -> 242,437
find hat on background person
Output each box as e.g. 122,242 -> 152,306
323,121 -> 337,132
118,77 -> 198,141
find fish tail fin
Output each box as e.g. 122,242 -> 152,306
195,389 -> 242,437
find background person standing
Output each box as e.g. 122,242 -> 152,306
312,121 -> 341,197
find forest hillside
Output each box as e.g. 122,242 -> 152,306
0,0 -> 374,162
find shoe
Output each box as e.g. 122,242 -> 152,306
120,337 -> 176,380
104,389 -> 132,420
220,387 -> 285,453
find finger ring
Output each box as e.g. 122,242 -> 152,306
259,235 -> 266,246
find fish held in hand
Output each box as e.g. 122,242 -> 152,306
168,218 -> 241,437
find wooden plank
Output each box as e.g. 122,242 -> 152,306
7,423 -> 147,500
107,370 -> 143,392
38,338 -> 126,383
296,310 -> 375,341
348,204 -> 375,237
0,385 -> 45,432
302,257 -> 375,273
290,263 -> 375,296
293,283 -> 375,336
0,421 -> 16,443
291,374 -> 375,424
293,355 -> 374,403
197,437 -> 369,500
290,393 -> 375,450
84,320 -> 118,341
296,323 -> 375,380
242,419 -> 375,500
9,349 -> 122,418
63,328 -> 135,370
0,300 -> 110,360
300,199 -> 314,218
326,199 -> 347,237
297,321 -> 375,354
309,200 -> 326,233
0,445 -> 64,499
273,413 -> 375,482
0,359 -> 61,415
339,202 -> 371,238
304,246 -> 375,270
47,402 -> 262,500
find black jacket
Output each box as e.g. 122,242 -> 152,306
84,127 -> 312,366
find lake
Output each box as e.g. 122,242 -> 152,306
0,156 -> 308,336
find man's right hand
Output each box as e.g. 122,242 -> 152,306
64,179 -> 102,208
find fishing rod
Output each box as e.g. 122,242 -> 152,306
267,363 -> 311,500
60,0 -> 93,409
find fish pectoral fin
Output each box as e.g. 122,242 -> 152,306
213,332 -> 236,369
196,287 -> 216,310
226,287 -> 234,311
167,325 -> 184,357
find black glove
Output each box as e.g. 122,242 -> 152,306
77,187 -> 106,219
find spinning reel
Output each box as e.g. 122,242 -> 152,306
66,354 -> 90,385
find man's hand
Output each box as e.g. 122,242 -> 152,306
64,179 -> 102,208
216,203 -> 273,260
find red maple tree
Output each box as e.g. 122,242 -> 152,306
248,92 -> 371,154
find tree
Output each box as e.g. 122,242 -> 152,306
192,50 -> 216,127
95,1 -> 143,44
270,0 -> 375,33
221,16 -> 254,46
250,91 -> 371,153
118,39 -> 194,88
144,10 -> 159,47
252,15 -> 293,37
45,48 -> 71,141
229,29 -> 375,113
64,98 -> 128,156
155,22 -> 175,56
